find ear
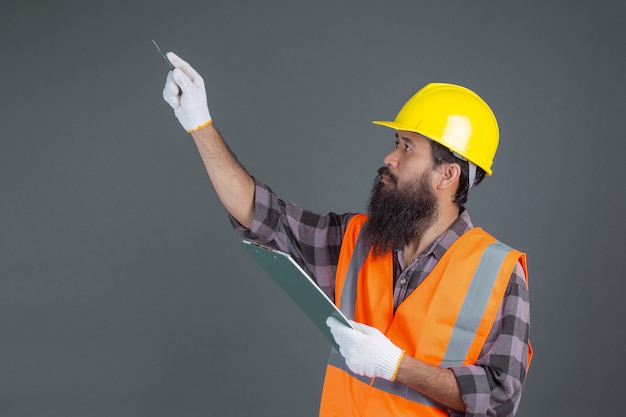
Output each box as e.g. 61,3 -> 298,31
436,163 -> 461,191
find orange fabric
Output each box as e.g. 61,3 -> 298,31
320,214 -> 528,417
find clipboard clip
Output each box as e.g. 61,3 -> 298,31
246,240 -> 278,252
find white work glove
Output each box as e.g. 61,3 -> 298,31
326,316 -> 405,381
162,52 -> 212,133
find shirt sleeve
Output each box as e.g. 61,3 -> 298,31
448,261 -> 531,417
230,178 -> 355,300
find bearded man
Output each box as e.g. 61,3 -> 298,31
161,51 -> 532,417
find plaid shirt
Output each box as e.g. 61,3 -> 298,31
232,179 -> 531,417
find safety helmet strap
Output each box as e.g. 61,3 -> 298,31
453,152 -> 477,189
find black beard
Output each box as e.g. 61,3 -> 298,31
361,166 -> 439,257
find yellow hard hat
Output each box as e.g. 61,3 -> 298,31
373,83 -> 499,175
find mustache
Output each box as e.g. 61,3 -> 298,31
376,166 -> 398,185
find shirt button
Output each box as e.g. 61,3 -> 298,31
400,278 -> 407,285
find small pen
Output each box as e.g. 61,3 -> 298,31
152,40 -> 175,70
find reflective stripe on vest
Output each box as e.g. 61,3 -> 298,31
440,240 -> 514,368
339,225 -> 370,321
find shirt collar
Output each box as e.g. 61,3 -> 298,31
397,209 -> 474,267
431,209 -> 473,260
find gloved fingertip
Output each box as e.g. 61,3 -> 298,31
352,321 -> 376,335
166,51 -> 182,65
171,67 -> 185,81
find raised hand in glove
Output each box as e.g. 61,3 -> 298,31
162,52 -> 213,133
326,316 -> 405,381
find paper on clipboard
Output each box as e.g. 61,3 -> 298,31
240,240 -> 353,350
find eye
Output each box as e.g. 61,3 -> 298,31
394,139 -> 412,152
397,142 -> 411,152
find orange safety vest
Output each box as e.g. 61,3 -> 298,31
319,214 -> 532,417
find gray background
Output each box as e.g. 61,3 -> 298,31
1,0 -> 624,416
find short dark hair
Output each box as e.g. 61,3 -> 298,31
429,140 -> 486,209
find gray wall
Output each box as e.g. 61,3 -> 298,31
1,0 -> 624,416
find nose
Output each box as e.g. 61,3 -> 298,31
383,148 -> 399,169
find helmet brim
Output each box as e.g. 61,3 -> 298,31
371,120 -> 493,176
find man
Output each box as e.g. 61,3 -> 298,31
162,51 -> 532,417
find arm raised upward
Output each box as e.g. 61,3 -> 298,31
162,52 -> 255,228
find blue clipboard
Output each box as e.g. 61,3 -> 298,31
240,240 -> 353,350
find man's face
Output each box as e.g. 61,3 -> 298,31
381,131 -> 437,192
361,132 -> 440,255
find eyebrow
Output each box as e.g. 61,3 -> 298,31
395,132 -> 415,145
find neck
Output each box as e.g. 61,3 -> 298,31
403,204 -> 460,266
